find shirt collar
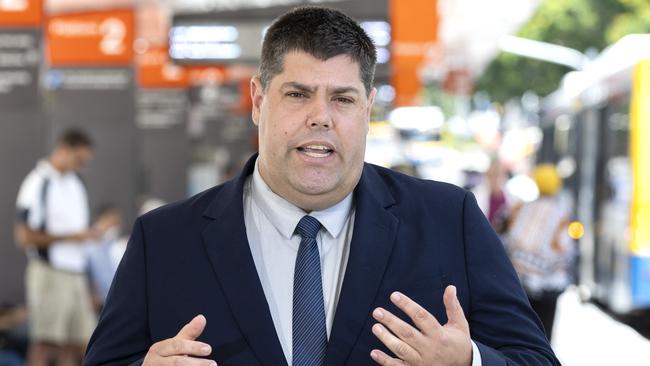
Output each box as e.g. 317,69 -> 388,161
37,159 -> 65,178
251,159 -> 353,240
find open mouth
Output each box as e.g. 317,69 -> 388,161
297,144 -> 334,158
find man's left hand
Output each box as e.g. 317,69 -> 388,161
370,285 -> 472,366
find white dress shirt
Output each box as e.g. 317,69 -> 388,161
243,161 -> 354,363
243,161 -> 481,365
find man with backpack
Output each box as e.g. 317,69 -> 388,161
15,128 -> 98,366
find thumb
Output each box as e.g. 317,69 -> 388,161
176,314 -> 207,340
443,286 -> 467,327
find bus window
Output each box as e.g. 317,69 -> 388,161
593,99 -> 632,308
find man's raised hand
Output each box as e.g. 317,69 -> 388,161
143,314 -> 217,366
370,285 -> 472,366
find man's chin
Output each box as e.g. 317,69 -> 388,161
293,181 -> 336,197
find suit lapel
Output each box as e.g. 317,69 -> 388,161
201,155 -> 288,366
325,165 -> 399,365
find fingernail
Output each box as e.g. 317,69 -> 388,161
370,350 -> 379,359
391,292 -> 402,302
210,362 -> 218,366
373,324 -> 383,334
373,308 -> 384,320
201,345 -> 211,354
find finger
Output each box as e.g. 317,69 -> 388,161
389,291 -> 441,335
177,314 -> 207,340
166,356 -> 217,366
371,323 -> 418,362
443,286 -> 468,327
155,338 -> 212,358
370,349 -> 406,366
372,307 -> 425,350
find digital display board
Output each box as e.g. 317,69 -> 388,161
169,21 -> 267,63
169,19 -> 390,65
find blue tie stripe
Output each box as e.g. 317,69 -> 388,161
293,215 -> 327,366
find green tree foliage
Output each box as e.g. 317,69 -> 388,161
607,0 -> 650,42
476,0 -> 650,103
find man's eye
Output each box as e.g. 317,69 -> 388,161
287,92 -> 306,98
335,97 -> 354,104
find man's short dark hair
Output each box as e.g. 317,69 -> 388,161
58,128 -> 93,149
259,6 -> 377,95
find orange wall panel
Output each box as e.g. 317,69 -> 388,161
0,0 -> 42,27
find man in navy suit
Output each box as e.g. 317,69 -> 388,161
84,6 -> 560,366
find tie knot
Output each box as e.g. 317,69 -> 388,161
296,215 -> 321,240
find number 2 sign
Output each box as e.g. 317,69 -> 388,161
46,9 -> 134,66
99,17 -> 126,55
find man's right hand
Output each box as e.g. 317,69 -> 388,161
143,314 -> 216,366
14,224 -> 100,249
70,229 -> 101,242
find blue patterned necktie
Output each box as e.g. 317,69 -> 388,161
293,215 -> 327,366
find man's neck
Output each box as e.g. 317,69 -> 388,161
48,153 -> 68,174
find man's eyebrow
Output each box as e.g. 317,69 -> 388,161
280,82 -> 362,96
329,86 -> 361,96
280,82 -> 316,93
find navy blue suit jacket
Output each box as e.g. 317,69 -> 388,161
84,156 -> 560,365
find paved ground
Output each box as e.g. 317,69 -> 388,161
551,287 -> 650,365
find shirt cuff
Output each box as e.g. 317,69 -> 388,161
471,340 -> 482,366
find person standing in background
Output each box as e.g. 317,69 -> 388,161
505,164 -> 575,340
473,157 -> 509,233
0,305 -> 28,366
485,159 -> 508,229
14,129 -> 99,366
86,205 -> 127,310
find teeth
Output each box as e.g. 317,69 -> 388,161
303,150 -> 331,158
299,144 -> 333,158
303,145 -> 330,151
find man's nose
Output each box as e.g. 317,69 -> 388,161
306,97 -> 332,129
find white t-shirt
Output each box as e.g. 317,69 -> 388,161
16,160 -> 90,273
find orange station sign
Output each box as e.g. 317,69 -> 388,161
0,0 -> 43,27
137,45 -> 189,88
390,0 -> 438,106
46,9 -> 134,66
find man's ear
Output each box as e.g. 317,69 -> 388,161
366,87 -> 377,120
251,77 -> 264,126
